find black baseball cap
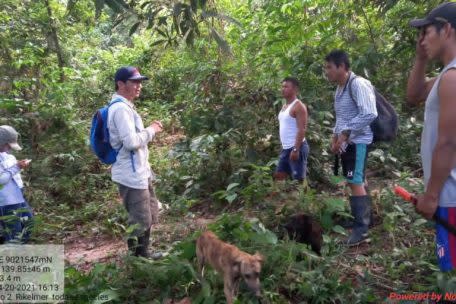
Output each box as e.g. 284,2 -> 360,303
114,66 -> 149,82
410,2 -> 456,28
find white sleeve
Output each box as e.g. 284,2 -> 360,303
111,106 -> 155,151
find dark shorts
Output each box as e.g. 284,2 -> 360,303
118,180 -> 159,236
340,143 -> 369,185
436,207 -> 456,272
276,141 -> 309,181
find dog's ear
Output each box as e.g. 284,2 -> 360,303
253,252 -> 264,263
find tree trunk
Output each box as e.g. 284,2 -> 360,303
43,0 -> 65,82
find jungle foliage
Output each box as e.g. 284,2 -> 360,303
1,0 -> 454,302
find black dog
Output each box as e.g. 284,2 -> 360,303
282,213 -> 323,255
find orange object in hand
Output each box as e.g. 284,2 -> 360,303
394,185 -> 456,236
394,186 -> 417,204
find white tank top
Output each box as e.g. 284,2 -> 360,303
278,99 -> 305,149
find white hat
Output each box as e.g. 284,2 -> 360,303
0,125 -> 22,150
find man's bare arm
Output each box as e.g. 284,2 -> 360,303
426,70 -> 456,198
416,70 -> 456,219
406,30 -> 436,106
293,101 -> 308,149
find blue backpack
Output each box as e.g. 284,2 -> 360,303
90,98 -> 123,164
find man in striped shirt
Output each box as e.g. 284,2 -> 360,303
324,50 -> 378,246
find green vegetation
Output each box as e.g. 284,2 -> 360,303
1,0 -> 455,302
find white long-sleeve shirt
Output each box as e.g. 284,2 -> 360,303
0,152 -> 25,206
107,94 -> 156,189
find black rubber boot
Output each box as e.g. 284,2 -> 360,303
337,212 -> 374,229
337,217 -> 355,229
127,237 -> 138,256
136,228 -> 151,258
347,195 -> 371,246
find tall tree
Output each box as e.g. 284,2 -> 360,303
43,0 -> 66,82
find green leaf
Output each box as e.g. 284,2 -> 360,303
320,212 -> 333,230
332,225 -> 347,235
226,193 -> 237,203
413,218 -> 428,226
147,8 -> 162,29
329,175 -> 345,185
66,0 -> 78,15
251,230 -> 278,245
129,21 -> 141,36
156,28 -> 168,38
226,182 -> 240,191
177,241 -> 196,260
94,0 -> 105,19
324,198 -> 346,213
150,39 -> 167,47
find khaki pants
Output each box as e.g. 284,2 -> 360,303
118,180 -> 159,237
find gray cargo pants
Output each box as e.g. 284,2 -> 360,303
118,180 -> 159,237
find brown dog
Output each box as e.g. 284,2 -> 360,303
196,231 -> 264,304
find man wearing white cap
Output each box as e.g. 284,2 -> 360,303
0,125 -> 33,243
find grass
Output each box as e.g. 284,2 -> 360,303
56,174 -> 454,304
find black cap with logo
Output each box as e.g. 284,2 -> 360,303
114,66 -> 149,82
410,2 -> 456,28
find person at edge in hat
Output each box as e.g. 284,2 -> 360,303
0,125 -> 33,243
108,66 -> 163,258
407,2 -> 456,272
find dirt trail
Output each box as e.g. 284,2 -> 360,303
64,235 -> 126,272
64,130 -> 190,271
64,216 -> 214,272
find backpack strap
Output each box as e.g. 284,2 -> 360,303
106,98 -> 125,153
107,97 -> 124,107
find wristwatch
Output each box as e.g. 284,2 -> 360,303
292,147 -> 298,152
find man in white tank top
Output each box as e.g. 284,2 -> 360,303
407,2 -> 456,272
274,77 -> 309,182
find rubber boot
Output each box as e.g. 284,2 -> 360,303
339,183 -> 374,229
337,212 -> 374,229
337,217 -> 355,229
136,228 -> 151,258
347,195 -> 371,246
127,237 -> 138,256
